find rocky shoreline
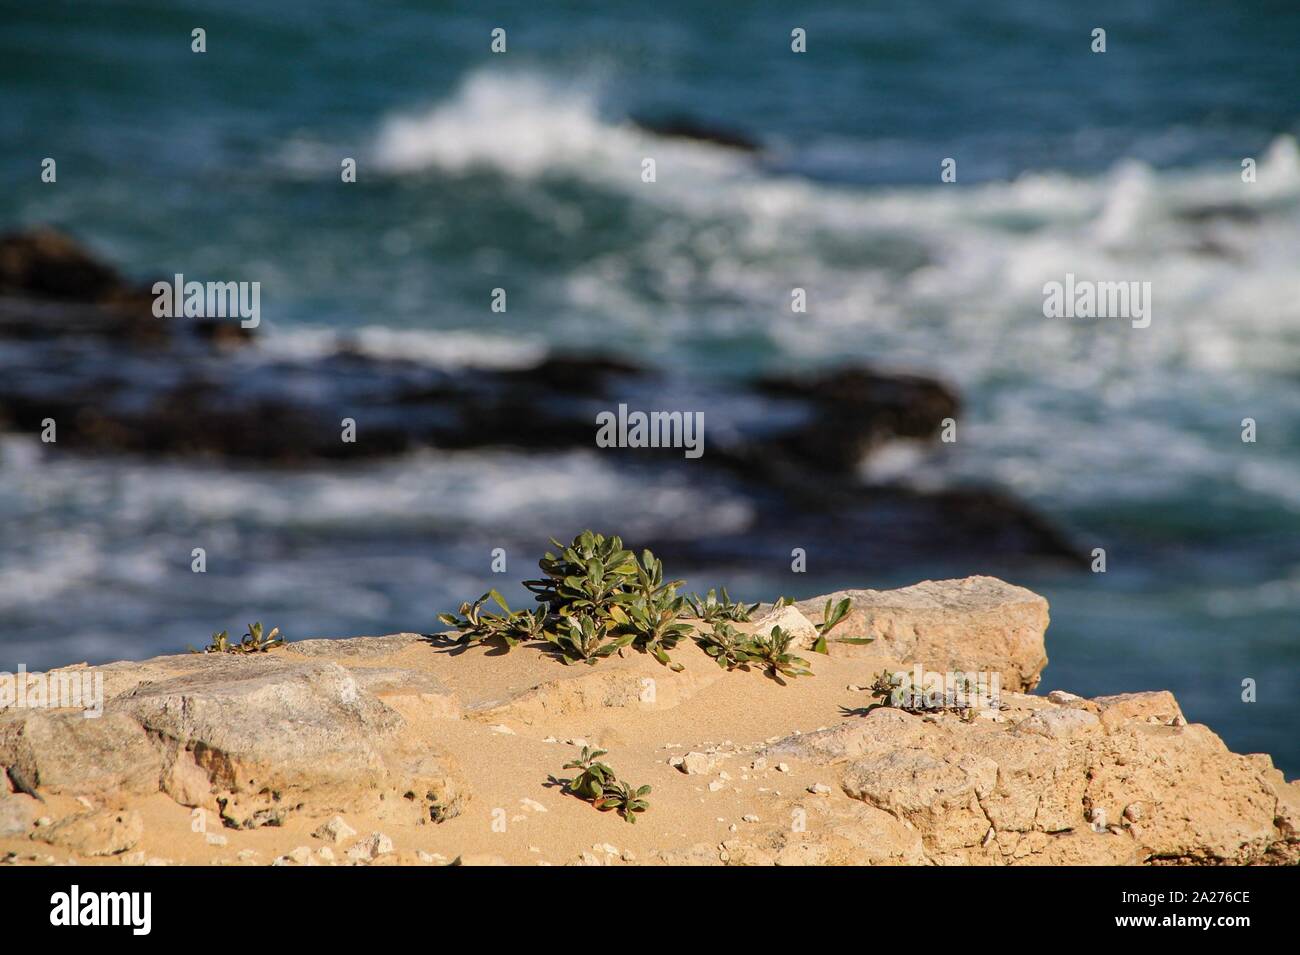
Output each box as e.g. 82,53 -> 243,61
0,227 -> 1080,572
2,577 -> 1295,866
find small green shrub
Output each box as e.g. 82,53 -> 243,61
563,746 -> 616,799
811,596 -> 868,654
437,530 -> 846,686
195,622 -> 283,655
593,780 -> 652,823
745,625 -> 812,682
686,587 -> 759,623
695,621 -> 755,670
562,746 -> 650,823
548,615 -> 632,665
437,590 -> 547,650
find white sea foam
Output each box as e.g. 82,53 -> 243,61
259,325 -> 547,369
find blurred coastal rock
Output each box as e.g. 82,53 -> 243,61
0,578 -> 1295,865
0,228 -> 1080,568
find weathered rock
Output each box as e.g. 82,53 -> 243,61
0,230 -> 1081,571
0,579 -> 1292,867
346,831 -> 393,861
674,752 -> 719,775
791,576 -> 1050,690
0,654 -> 467,828
0,794 -> 39,836
313,815 -> 357,844
1014,708 -> 1100,740
33,809 -> 142,857
749,604 -> 819,650
761,687 -> 1294,865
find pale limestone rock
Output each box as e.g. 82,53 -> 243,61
313,815 -> 357,844
1014,708 -> 1101,739
676,751 -> 717,775
791,576 -> 1049,690
0,794 -> 38,836
346,831 -> 393,861
33,809 -> 142,857
750,604 -> 819,650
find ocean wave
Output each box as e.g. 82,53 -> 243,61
373,69 -> 747,181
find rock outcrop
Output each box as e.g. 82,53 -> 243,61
1,577 -> 1294,866
0,227 -> 1082,571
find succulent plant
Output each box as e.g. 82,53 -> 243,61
437,531 -> 817,687
811,596 -> 865,654
612,592 -> 692,671
548,615 -> 632,665
745,625 -> 812,682
561,747 -> 650,823
437,590 -> 548,649
523,531 -> 639,616
563,746 -> 616,800
686,587 -> 760,623
593,779 -> 652,823
194,622 -> 283,654
695,621 -> 754,670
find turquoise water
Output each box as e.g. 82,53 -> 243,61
1,1 -> 1298,773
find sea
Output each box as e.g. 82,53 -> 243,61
1,1 -> 1297,773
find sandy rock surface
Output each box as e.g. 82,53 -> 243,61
1,577 -> 1294,866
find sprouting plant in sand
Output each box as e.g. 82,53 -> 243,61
563,746 -> 615,799
548,615 -> 632,665
438,530 -> 819,682
612,592 -> 692,671
593,779 -> 652,823
811,596 -> 867,654
866,668 -> 977,718
523,531 -> 639,615
437,590 -> 547,650
194,622 -> 283,654
562,746 -> 651,823
745,625 -> 812,682
695,621 -> 755,670
686,587 -> 759,623
868,669 -> 906,707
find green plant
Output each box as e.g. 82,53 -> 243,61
562,747 -> 650,823
866,668 -> 976,716
437,590 -> 548,650
563,746 -> 616,799
686,587 -> 759,623
811,597 -> 866,654
195,622 -> 283,655
548,615 -> 632,665
523,531 -> 639,616
695,621 -> 755,670
746,625 -> 812,682
612,592 -> 692,671
437,530 -> 823,687
593,779 -> 652,823
868,668 -> 906,707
